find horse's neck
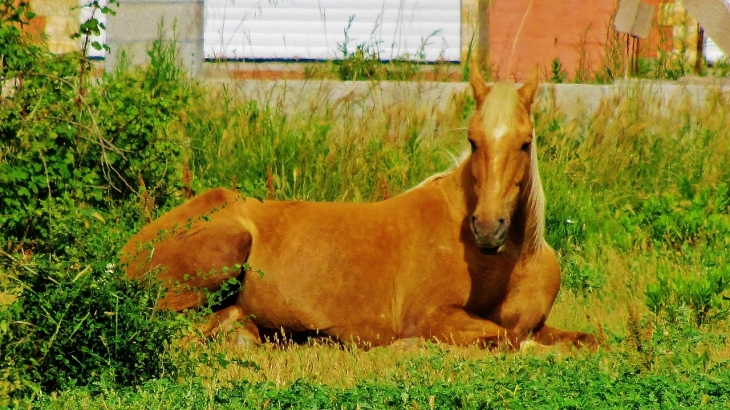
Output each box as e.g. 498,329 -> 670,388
440,159 -> 545,252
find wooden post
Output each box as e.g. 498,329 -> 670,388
460,0 -> 487,68
476,0 -> 490,70
695,24 -> 705,74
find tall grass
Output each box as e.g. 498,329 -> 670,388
184,85 -> 469,203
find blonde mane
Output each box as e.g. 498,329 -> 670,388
524,131 -> 546,250
407,150 -> 469,191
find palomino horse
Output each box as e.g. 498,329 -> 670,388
121,63 -> 596,349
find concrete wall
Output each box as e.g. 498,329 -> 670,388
204,78 -> 730,120
104,0 -> 204,76
26,0 -> 76,53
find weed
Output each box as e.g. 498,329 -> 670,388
549,58 -> 568,83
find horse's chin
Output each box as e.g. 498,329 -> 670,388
478,244 -> 505,255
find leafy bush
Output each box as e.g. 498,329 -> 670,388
0,2 -> 196,400
620,183 -> 730,250
0,242 -> 183,395
646,265 -> 730,326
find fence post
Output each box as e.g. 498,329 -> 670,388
476,0 -> 490,70
461,0 -> 489,70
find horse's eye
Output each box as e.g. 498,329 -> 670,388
469,139 -> 477,152
520,142 -> 531,152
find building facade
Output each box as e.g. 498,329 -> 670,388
21,0 -> 726,79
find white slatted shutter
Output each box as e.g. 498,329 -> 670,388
204,0 -> 461,61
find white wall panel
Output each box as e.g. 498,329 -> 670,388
80,0 -> 108,58
205,0 -> 461,61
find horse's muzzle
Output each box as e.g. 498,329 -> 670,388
471,216 -> 509,255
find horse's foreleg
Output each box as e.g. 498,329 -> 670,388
420,306 -> 522,349
531,324 -> 598,349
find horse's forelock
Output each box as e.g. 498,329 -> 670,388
479,83 -> 520,131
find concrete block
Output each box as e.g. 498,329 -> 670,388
615,0 -> 656,39
105,0 -> 204,76
681,0 -> 730,55
44,16 -> 78,54
30,0 -> 76,16
202,78 -> 730,123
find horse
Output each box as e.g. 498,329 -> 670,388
120,61 -> 596,350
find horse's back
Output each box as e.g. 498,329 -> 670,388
234,186 -> 473,344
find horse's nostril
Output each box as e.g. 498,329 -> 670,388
471,215 -> 478,224
494,218 -> 509,238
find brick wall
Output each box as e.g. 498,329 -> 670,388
487,0 -> 673,80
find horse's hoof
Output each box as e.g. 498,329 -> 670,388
226,327 -> 261,348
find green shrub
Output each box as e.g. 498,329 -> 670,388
0,240 -> 183,396
619,183 -> 730,250
0,3 -> 195,400
646,265 -> 730,326
330,16 -> 427,81
549,58 -> 568,83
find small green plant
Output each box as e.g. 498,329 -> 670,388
646,265 -> 730,326
619,183 -> 730,250
711,57 -> 730,78
330,15 -> 437,81
549,58 -> 568,83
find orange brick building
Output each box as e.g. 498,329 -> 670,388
485,0 -> 673,80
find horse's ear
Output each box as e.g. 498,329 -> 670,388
469,58 -> 490,106
517,68 -> 539,108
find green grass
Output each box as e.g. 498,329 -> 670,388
29,350 -> 730,409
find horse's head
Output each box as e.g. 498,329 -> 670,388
466,61 -> 539,255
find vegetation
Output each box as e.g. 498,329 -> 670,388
0,0 -> 193,399
2,2 -> 730,408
